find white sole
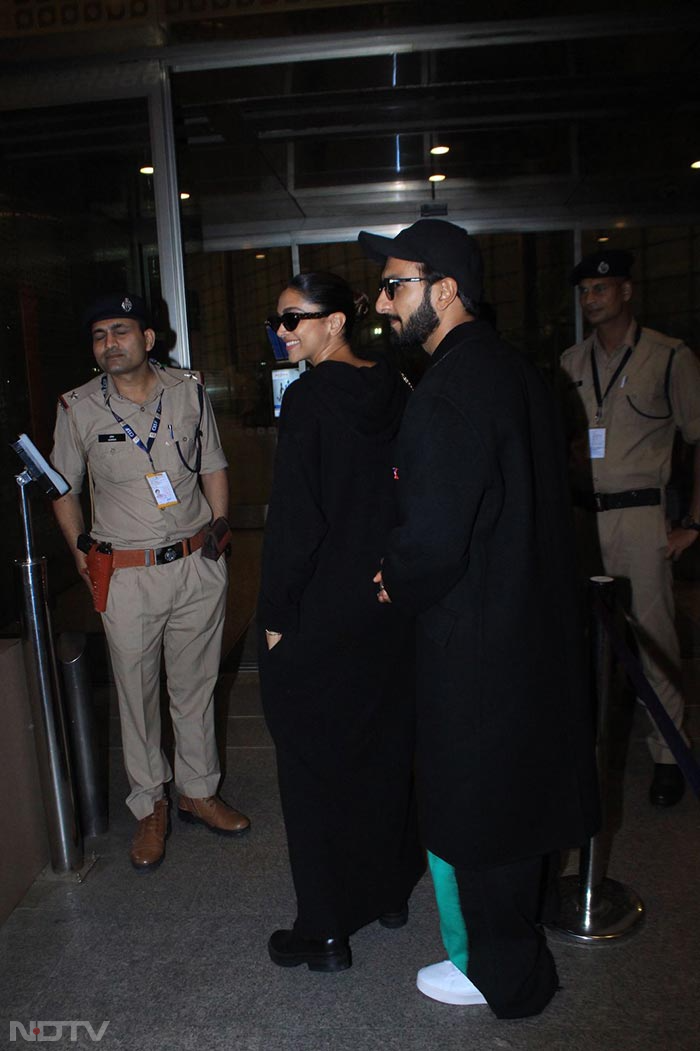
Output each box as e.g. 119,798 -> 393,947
416,970 -> 488,1006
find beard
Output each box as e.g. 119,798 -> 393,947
389,286 -> 439,348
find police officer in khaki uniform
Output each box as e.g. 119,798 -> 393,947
561,250 -> 700,806
51,293 -> 250,870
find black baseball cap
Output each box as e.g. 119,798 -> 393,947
358,219 -> 483,303
570,250 -> 634,286
83,293 -> 151,332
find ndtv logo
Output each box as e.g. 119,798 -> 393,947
10,1021 -> 110,1042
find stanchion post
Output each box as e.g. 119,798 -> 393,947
57,632 -> 109,838
14,471 -> 83,873
551,575 -> 644,941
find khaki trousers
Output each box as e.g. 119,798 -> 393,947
101,553 -> 227,819
575,505 -> 687,764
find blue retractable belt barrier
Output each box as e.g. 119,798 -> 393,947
593,592 -> 700,800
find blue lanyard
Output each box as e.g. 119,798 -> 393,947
101,374 -> 162,470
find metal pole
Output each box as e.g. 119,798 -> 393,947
551,576 -> 644,941
57,632 -> 109,838
15,472 -> 83,873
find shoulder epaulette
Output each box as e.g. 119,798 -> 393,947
58,376 -> 100,409
158,363 -> 204,385
182,370 -> 204,385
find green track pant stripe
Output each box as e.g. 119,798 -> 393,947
427,850 -> 469,975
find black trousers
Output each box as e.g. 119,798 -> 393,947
455,852 -> 560,1019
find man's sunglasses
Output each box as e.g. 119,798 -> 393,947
266,311 -> 331,332
378,276 -> 430,301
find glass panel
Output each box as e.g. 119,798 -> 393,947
0,98 -> 157,628
182,245 -> 293,513
469,232 -> 576,376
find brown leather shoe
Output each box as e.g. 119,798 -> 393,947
177,795 -> 250,836
130,799 -> 170,872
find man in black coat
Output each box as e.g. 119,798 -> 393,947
358,220 -> 600,1019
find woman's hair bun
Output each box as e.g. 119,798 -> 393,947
353,292 -> 370,320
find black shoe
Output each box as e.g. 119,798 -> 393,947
649,763 -> 685,807
268,929 -> 352,972
378,905 -> 409,929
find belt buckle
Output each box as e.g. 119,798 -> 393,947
594,492 -> 605,512
156,543 -> 183,565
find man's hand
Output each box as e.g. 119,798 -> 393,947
373,569 -> 392,604
665,527 -> 699,561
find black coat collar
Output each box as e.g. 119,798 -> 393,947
430,320 -> 486,367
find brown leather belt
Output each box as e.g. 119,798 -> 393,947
111,527 -> 207,568
573,488 -> 661,512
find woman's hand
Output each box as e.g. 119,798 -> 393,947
373,569 -> 391,604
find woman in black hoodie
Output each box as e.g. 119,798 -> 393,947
258,271 -> 424,972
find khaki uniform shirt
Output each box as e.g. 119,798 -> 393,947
560,321 -> 700,494
51,363 -> 227,549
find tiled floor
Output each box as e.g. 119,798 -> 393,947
1,615 -> 699,1051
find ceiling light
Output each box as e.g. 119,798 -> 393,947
597,235 -> 609,243
139,165 -> 154,175
430,146 -> 450,156
429,174 -> 446,183
180,192 -> 190,201
692,160 -> 700,169
255,253 -> 266,260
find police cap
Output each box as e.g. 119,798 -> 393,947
83,293 -> 151,333
570,250 -> 634,286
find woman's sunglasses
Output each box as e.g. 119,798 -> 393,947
266,311 -> 331,332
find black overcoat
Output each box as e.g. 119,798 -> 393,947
382,321 -> 600,871
258,356 -> 424,938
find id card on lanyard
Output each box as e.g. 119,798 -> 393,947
146,472 -> 179,508
101,375 -> 180,507
588,427 -> 606,459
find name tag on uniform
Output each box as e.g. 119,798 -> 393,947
98,433 -> 126,443
146,471 -> 179,508
588,428 -> 606,459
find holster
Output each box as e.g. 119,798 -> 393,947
201,517 -> 232,561
85,542 -> 114,613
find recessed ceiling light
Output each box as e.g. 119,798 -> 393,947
430,146 -> 450,156
597,235 -> 609,243
429,174 -> 446,183
139,165 -> 154,175
691,160 -> 700,169
180,192 -> 190,201
255,253 -> 266,260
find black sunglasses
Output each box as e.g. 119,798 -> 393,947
378,276 -> 430,301
266,311 -> 331,332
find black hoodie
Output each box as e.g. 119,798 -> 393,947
258,354 -> 408,638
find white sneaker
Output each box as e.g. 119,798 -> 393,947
416,960 -> 488,1006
